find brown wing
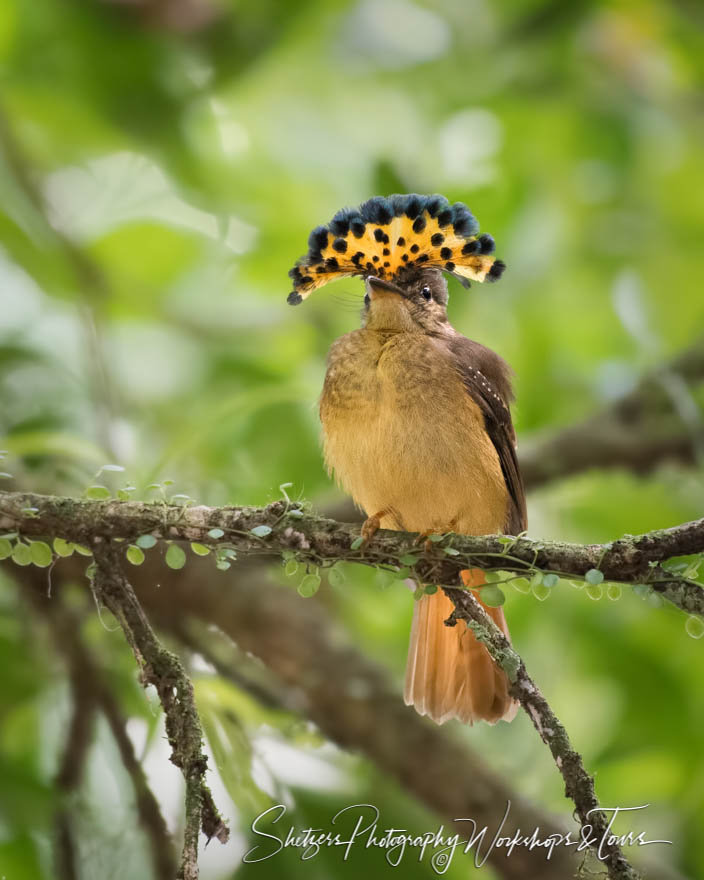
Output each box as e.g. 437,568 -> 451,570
445,334 -> 527,535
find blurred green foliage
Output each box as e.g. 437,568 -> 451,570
1,0 -> 703,878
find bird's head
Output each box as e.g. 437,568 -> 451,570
362,269 -> 449,334
286,194 -> 505,331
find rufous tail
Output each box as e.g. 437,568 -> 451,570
404,569 -> 519,725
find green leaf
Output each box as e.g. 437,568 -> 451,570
98,464 -> 125,473
426,533 -> 445,543
29,541 -> 53,568
126,545 -> 145,565
685,615 -> 704,639
350,536 -> 364,551
413,586 -> 425,601
424,584 -> 438,595
190,542 -> 210,556
288,508 -> 304,519
136,534 -> 157,549
327,566 -> 345,588
284,558 -> 298,576
297,574 -> 321,598
207,528 -> 224,539
84,485 -> 111,500
53,538 -> 74,557
0,538 -> 12,559
479,584 -> 505,607
532,582 -> 551,602
585,583 -> 603,601
250,525 -> 272,538
633,583 -> 651,599
399,553 -> 418,565
485,571 -> 502,583
512,577 -> 531,593
585,568 -> 604,585
606,583 -> 622,601
394,567 -> 412,580
216,560 -> 231,571
443,546 -> 460,556
12,543 -> 32,566
74,544 -> 93,557
165,544 -> 186,570
542,573 -> 559,588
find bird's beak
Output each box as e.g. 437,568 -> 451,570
365,276 -> 405,300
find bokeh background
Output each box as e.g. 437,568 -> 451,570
1,0 -> 703,878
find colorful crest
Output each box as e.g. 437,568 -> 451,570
287,194 -> 505,304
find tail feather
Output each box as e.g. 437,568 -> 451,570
404,570 -> 518,725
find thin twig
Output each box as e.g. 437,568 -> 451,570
27,587 -> 177,880
445,587 -> 642,880
92,543 -> 228,880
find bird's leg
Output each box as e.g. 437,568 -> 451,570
361,509 -> 389,547
414,517 -> 459,554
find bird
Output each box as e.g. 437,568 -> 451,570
287,194 -> 526,725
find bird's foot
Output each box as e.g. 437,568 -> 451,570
361,510 -> 387,548
413,533 -> 435,554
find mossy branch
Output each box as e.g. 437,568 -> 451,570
1,491 -> 702,618
91,543 -> 229,880
445,588 -> 642,880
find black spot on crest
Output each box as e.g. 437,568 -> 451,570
397,237 -> 405,246
461,240 -> 480,255
287,291 -> 303,305
437,209 -> 453,227
417,254 -> 429,263
430,233 -> 444,246
451,203 -> 479,237
478,233 -> 495,255
332,238 -> 347,253
405,195 -> 422,219
361,196 -> 393,225
412,215 -> 426,233
307,226 -> 328,261
383,247 -> 390,256
350,219 -> 366,237
487,259 -> 506,281
425,194 -> 449,218
444,261 -> 455,272
410,243 -> 419,253
440,247 -> 452,260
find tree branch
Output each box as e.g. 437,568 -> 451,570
28,587 -> 177,880
444,587 -> 640,879
6,551 -> 687,879
2,491 -> 702,617
520,338 -> 704,489
91,543 -> 228,880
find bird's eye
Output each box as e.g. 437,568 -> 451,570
421,285 -> 432,301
